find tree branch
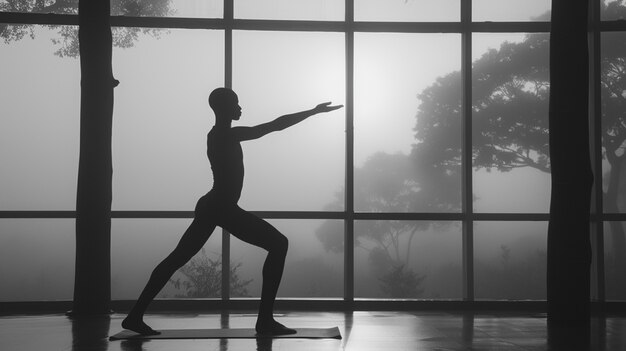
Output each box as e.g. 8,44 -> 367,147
405,226 -> 418,267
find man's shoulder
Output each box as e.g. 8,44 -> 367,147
207,127 -> 237,143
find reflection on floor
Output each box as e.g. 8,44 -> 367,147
1,311 -> 625,351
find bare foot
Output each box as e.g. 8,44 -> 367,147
255,319 -> 297,336
122,315 -> 160,336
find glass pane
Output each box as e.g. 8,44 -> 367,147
112,219 -> 222,299
0,25 -> 79,210
601,32 -> 626,214
602,0 -> 626,21
233,31 -> 345,211
604,222 -> 626,301
113,0 -> 223,18
235,0 -> 343,21
354,221 -> 462,299
354,33 -> 461,213
112,29 -> 224,210
355,0 -> 460,22
474,221 -> 547,300
0,219 -> 74,301
473,0 -> 551,21
231,219 -> 343,298
472,33 -> 550,213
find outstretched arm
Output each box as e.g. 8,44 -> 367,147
232,102 -> 343,141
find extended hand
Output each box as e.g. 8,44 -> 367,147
313,102 -> 343,114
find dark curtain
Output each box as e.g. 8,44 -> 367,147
547,0 -> 593,324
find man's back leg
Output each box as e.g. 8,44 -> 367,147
123,218 -> 217,334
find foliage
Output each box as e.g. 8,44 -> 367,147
168,248 -> 253,298
279,256 -> 343,297
416,32 -> 550,177
314,152 -> 428,297
0,0 -> 173,57
475,248 -> 547,300
605,0 -> 626,21
317,3 -> 626,298
324,30 -> 548,295
378,264 -> 425,298
500,245 -> 511,267
601,27 -> 626,193
316,154 -> 430,298
597,2 -> 626,295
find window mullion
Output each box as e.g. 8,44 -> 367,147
221,0 -> 234,302
461,0 -> 474,302
344,0 -> 355,305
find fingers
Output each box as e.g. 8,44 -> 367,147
318,102 -> 342,108
315,102 -> 344,113
323,104 -> 343,112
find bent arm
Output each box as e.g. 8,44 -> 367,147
232,102 -> 342,141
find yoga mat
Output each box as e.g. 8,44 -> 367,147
110,327 -> 341,340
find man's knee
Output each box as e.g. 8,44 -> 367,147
159,248 -> 195,273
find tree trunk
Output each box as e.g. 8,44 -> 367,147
547,0 -> 593,324
73,0 -> 115,315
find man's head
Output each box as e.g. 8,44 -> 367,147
209,88 -> 242,121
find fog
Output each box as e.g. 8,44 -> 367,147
155,0 -> 553,22
0,0 -> 580,302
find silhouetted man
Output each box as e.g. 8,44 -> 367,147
122,87 -> 342,336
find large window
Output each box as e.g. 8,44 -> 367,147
232,30 -> 345,211
113,28 -> 224,210
1,0 -> 625,303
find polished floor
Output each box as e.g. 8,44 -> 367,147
1,311 -> 625,351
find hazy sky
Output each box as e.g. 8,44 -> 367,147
0,1 -> 556,301
0,26 -> 548,212
170,0 -> 552,22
